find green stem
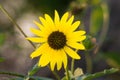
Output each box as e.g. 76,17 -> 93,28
0,71 -> 25,78
66,66 -> 70,80
83,68 -> 119,80
71,59 -> 75,74
48,66 -> 60,80
71,50 -> 78,74
52,71 -> 61,80
0,5 -> 36,48
85,52 -> 92,73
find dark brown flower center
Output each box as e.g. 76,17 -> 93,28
48,31 -> 67,50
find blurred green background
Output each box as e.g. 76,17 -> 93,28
0,0 -> 120,80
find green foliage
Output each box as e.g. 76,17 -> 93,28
83,35 -> 96,50
0,33 -> 5,46
104,52 -> 120,68
76,68 -> 119,80
0,71 -> 53,80
0,57 -> 5,62
90,0 -> 102,5
11,76 -> 53,80
28,63 -> 41,76
90,5 -> 103,35
62,68 -> 119,80
27,0 -> 71,16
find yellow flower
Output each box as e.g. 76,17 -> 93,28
27,10 -> 86,71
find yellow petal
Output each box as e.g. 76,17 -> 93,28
71,36 -> 86,42
61,16 -> 74,33
67,15 -> 74,25
61,12 -> 69,23
57,59 -> 62,70
38,53 -> 50,67
67,42 -> 85,50
39,17 -> 53,34
61,50 -> 67,69
77,36 -> 86,42
56,50 -> 63,70
33,20 -> 44,31
30,28 -> 44,37
50,60 -> 56,71
54,10 -> 60,26
49,49 -> 66,70
71,21 -> 80,31
45,46 -> 57,71
64,46 -> 80,59
30,43 -> 47,58
45,14 -> 56,31
39,17 -> 47,27
26,37 -> 46,43
73,30 -> 86,36
67,31 -> 86,42
45,14 -> 54,25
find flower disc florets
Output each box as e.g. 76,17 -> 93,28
48,31 -> 67,50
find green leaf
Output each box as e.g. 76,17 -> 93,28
91,0 -> 101,5
11,76 -> 53,80
28,63 -> 41,76
76,68 -> 119,80
90,6 -> 103,36
0,71 -> 53,80
104,52 -> 120,68
0,57 -> 5,62
29,76 -> 53,80
0,33 -> 5,46
0,71 -> 24,78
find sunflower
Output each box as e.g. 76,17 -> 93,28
27,10 -> 86,71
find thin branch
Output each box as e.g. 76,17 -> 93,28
0,71 -> 25,78
0,5 -> 36,48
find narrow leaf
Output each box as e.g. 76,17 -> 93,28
28,63 -> 41,76
11,76 -> 53,80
